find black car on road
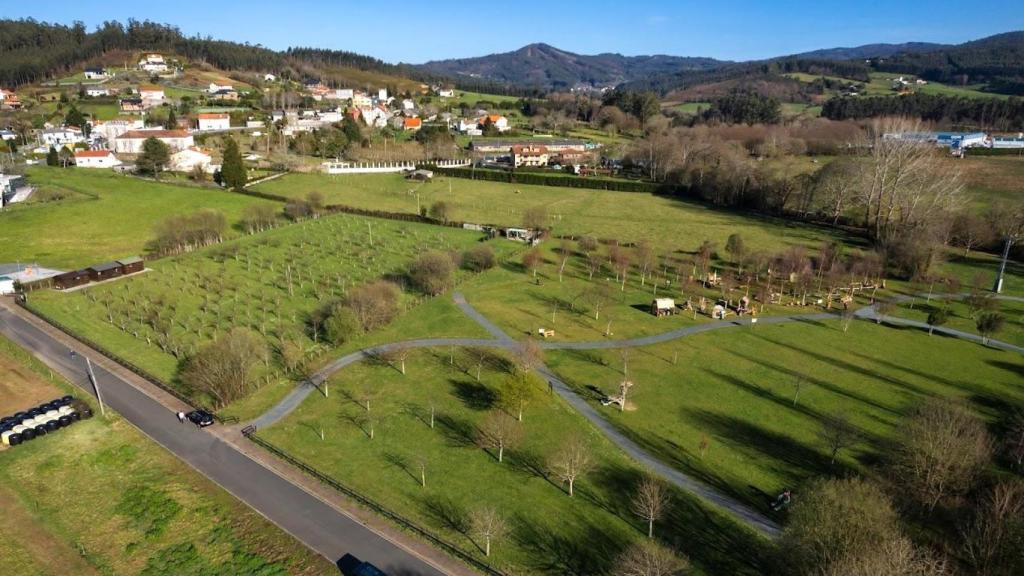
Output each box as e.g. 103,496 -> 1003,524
186,409 -> 215,427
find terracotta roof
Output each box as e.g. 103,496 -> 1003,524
404,117 -> 422,128
196,113 -> 229,120
116,130 -> 190,139
74,150 -> 114,158
511,145 -> 548,155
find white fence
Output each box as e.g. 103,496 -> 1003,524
321,158 -> 471,174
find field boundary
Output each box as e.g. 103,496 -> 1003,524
243,429 -> 506,576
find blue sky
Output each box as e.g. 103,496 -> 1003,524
5,0 -> 1023,63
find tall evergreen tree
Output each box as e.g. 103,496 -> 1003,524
220,138 -> 246,191
164,108 -> 177,130
137,137 -> 171,179
46,146 -> 59,166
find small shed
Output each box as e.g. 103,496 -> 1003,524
0,276 -> 15,295
88,262 -> 122,282
53,269 -> 90,290
117,256 -> 144,275
651,298 -> 676,317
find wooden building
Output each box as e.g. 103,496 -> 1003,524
52,270 -> 90,290
117,256 -> 144,275
88,262 -> 122,282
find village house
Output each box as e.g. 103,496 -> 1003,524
511,144 -> 549,167
170,147 -> 218,173
85,87 -> 111,97
358,105 -> 390,128
74,150 -> 122,168
468,138 -> 593,154
403,117 -> 422,131
402,99 -> 416,111
84,67 -> 108,80
91,119 -> 144,144
211,89 -> 240,102
114,129 -> 194,154
196,113 -> 231,131
39,127 -> 84,148
138,85 -> 165,106
351,92 -> 372,108
263,73 -> 277,82
208,82 -> 233,94
435,85 -> 455,98
139,53 -> 168,73
0,130 -> 17,141
316,109 -> 343,123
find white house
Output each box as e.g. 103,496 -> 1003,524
196,113 -> 231,131
40,127 -> 84,147
263,73 -> 277,82
74,150 -> 122,168
359,106 -> 390,128
317,109 -> 343,123
86,87 -> 110,97
401,99 -> 416,111
436,87 -> 455,98
208,82 -> 233,94
0,130 -> 17,141
91,119 -> 144,145
352,92 -> 372,107
170,147 -> 218,173
378,88 -> 388,101
139,54 -> 168,73
114,130 -> 194,154
84,67 -> 108,80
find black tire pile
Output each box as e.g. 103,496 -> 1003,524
0,396 -> 92,448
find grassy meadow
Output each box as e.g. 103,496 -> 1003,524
261,347 -> 771,576
0,336 -> 333,576
2,167 -> 272,269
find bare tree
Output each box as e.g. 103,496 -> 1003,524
557,238 -> 573,282
345,280 -> 401,331
522,205 -> 548,230
513,339 -> 544,373
522,248 -> 543,279
821,414 -> 860,465
549,433 -> 593,497
822,535 -> 950,576
1006,410 -> 1024,470
960,479 -> 1024,576
469,506 -> 507,557
477,411 -> 522,463
409,251 -> 454,296
614,541 -> 690,576
183,327 -> 266,409
891,399 -> 992,510
632,476 -> 669,538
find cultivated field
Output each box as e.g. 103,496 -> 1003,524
1,167 -> 272,269
0,336 -> 333,576
261,347 -> 770,576
30,212 -> 504,398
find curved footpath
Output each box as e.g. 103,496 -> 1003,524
252,291 -> 1024,540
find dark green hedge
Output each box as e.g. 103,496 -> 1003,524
424,166 -> 677,194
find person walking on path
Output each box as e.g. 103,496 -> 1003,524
176,411 -> 186,424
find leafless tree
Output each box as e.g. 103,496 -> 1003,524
822,535 -> 950,576
557,239 -> 573,282
183,327 -> 266,409
614,541 -> 690,576
632,476 -> 670,538
345,280 -> 401,331
891,399 -> 992,510
513,339 -> 544,373
409,251 -> 454,296
549,433 -> 593,497
960,479 -> 1024,576
522,205 -> 548,230
477,411 -> 522,463
821,414 -> 860,465
812,156 -> 862,225
522,248 -> 543,279
1006,410 -> 1024,470
469,506 -> 507,557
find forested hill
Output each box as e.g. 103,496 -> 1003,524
416,43 -> 726,90
0,18 -> 462,91
875,31 -> 1024,95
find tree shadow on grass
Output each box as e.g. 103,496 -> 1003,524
382,451 -> 420,486
434,413 -> 477,448
704,368 -> 831,424
506,447 -> 560,491
510,511 -> 628,576
448,377 -> 497,411
588,463 -> 771,575
419,493 -> 470,538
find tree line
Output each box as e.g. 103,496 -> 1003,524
822,93 -> 1024,130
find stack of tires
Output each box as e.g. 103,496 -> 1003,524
1,395 -> 89,448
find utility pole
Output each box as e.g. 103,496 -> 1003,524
84,355 -> 105,417
993,237 -> 1013,294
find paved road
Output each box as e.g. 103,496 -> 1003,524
0,305 -> 447,576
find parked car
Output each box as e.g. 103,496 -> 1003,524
186,409 -> 215,427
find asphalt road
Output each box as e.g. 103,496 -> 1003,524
0,305 -> 447,576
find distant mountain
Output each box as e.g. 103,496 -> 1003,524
416,43 -> 726,90
790,42 -> 950,61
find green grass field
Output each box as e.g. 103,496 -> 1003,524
887,296 -> 1024,347
253,172 -> 856,254
261,347 -> 770,575
0,336 -> 333,576
2,167 -> 273,268
545,317 -> 1024,514
29,212 -> 506,401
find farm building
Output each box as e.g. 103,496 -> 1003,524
84,67 -> 108,79
195,113 -> 231,132
170,147 -> 218,173
651,298 -> 676,317
117,256 -> 144,275
120,98 -> 145,113
52,269 -> 90,290
87,262 -> 122,282
512,145 -> 549,168
469,138 -> 594,154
